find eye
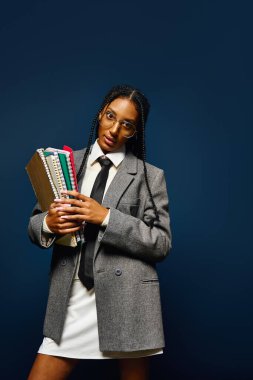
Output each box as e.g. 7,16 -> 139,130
106,111 -> 115,120
122,121 -> 134,130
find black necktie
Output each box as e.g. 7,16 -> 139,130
78,156 -> 112,289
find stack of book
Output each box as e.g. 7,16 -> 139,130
26,145 -> 80,247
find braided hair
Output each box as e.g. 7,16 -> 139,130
77,84 -> 159,222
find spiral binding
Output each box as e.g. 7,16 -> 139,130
37,149 -> 58,198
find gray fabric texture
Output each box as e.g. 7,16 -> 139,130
27,147 -> 172,351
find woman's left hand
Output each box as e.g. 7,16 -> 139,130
54,190 -> 109,225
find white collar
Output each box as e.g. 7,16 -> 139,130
88,139 -> 126,168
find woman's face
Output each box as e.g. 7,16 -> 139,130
97,97 -> 139,153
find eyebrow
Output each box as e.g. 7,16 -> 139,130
107,107 -> 137,124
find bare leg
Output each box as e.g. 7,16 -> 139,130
27,353 -> 79,380
118,357 -> 149,380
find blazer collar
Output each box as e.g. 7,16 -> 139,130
102,149 -> 137,209
74,146 -> 137,209
118,148 -> 138,174
74,146 -> 138,179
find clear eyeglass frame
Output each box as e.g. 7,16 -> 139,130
100,110 -> 137,138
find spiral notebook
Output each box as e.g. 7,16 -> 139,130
26,146 -> 80,247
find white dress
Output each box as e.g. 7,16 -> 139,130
37,141 -> 163,359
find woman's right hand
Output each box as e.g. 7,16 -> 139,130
45,201 -> 82,235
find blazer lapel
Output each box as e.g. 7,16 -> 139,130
94,150 -> 138,260
74,148 -> 137,200
74,147 -> 138,259
75,146 -> 138,207
102,149 -> 138,209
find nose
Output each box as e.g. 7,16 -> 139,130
109,121 -> 120,136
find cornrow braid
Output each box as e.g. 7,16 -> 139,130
134,95 -> 160,223
77,84 -> 160,222
76,114 -> 96,181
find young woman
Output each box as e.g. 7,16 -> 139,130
27,84 -> 172,380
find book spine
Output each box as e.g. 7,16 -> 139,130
65,154 -> 77,191
45,156 -> 61,198
63,146 -> 78,191
45,148 -> 78,191
43,147 -> 79,245
58,153 -> 72,190
51,156 -> 66,194
53,153 -> 67,191
37,149 -> 58,198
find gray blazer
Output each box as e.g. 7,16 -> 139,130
28,147 -> 172,352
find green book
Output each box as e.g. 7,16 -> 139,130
58,153 -> 73,190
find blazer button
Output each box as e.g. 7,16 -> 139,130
115,268 -> 122,276
61,260 -> 67,266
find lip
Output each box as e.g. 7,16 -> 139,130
104,135 -> 116,146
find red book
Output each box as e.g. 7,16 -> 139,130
63,145 -> 79,191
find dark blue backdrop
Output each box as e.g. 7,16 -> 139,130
0,1 -> 252,379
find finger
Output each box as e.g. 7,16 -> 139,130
58,221 -> 82,229
60,190 -> 90,202
60,214 -> 85,222
49,202 -> 58,210
58,226 -> 82,234
54,204 -> 72,211
54,198 -> 85,207
55,206 -> 87,215
60,189 -> 78,195
55,211 -> 75,218
48,208 -> 65,218
48,202 -> 65,213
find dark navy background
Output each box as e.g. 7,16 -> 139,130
0,1 -> 252,379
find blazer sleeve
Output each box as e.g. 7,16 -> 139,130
28,202 -> 56,249
98,169 -> 172,263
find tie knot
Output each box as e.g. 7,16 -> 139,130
97,156 -> 112,167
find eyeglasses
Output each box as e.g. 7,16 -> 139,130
100,110 -> 137,138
